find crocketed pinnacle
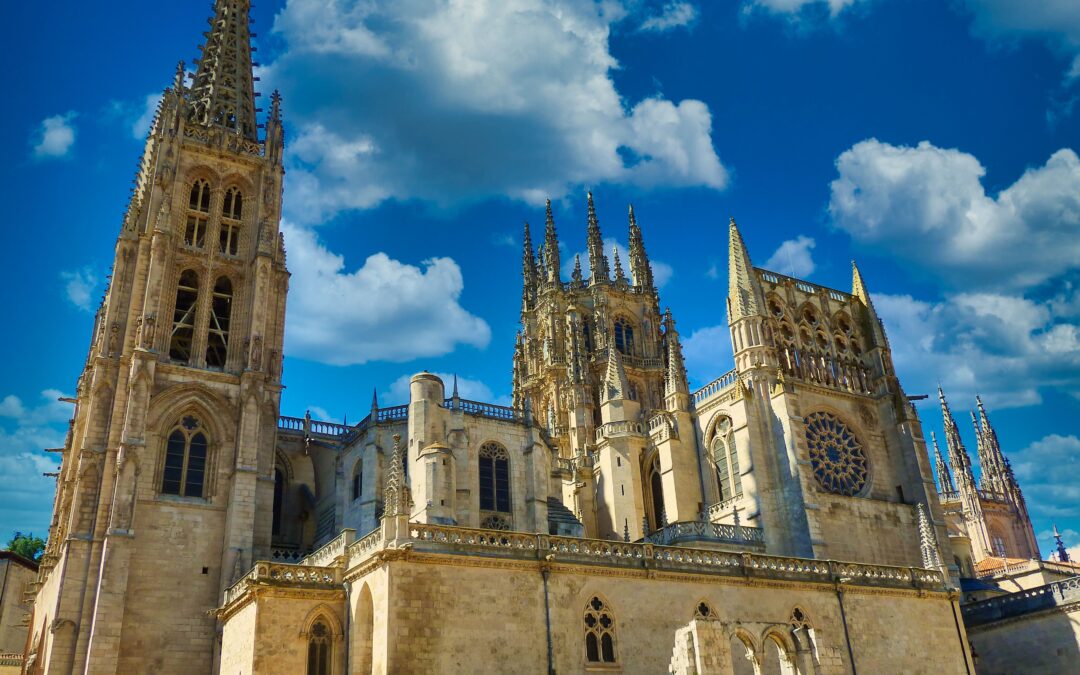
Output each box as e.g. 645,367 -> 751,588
604,347 -> 630,402
521,221 -> 537,299
728,218 -> 762,321
663,309 -> 689,400
628,205 -> 654,289
586,192 -> 610,283
189,0 -> 259,140
974,396 -> 1016,495
612,244 -> 626,282
544,200 -> 561,283
931,432 -> 955,494
938,387 -> 975,487
572,254 -> 583,284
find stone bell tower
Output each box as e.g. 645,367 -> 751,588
26,1 -> 289,673
512,194 -> 702,540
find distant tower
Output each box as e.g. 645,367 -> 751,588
935,389 -> 1039,564
1053,525 -> 1071,563
512,194 -> 700,540
26,1 -> 289,672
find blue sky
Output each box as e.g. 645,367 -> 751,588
2,0 -> 1078,558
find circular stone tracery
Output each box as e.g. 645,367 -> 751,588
804,412 -> 868,496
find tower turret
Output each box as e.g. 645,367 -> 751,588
932,432 -> 955,494
628,205 -> 654,290
521,221 -> 538,307
543,200 -> 561,283
662,309 -> 690,412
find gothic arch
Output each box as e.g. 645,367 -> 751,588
183,166 -> 220,192
299,604 -> 343,638
146,383 -> 234,444
729,629 -> 758,675
692,599 -> 719,621
760,629 -> 797,675
353,583 -> 374,674
219,172 -> 256,199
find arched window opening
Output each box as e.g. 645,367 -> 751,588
713,417 -> 743,503
761,635 -> 794,675
161,416 -> 208,498
306,619 -> 332,675
186,181 -> 211,248
169,270 -> 199,362
220,187 -> 242,256
351,462 -> 362,502
584,596 -> 617,665
730,634 -> 757,675
479,442 -> 511,528
272,468 -> 285,537
645,453 -> 665,532
205,277 -> 232,369
613,318 -> 635,355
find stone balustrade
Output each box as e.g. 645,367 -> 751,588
595,420 -> 646,442
962,575 -> 1080,627
223,562 -> 341,607
302,529 -> 355,567
644,521 -> 764,549
692,369 -> 739,406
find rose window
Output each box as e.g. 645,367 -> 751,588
804,412 -> 868,496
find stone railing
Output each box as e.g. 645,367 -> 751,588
278,415 -> 305,432
962,576 -> 1080,628
302,529 -> 355,568
595,420 -> 645,442
707,495 -> 743,520
377,405 -> 408,422
777,347 -> 874,396
0,652 -> 24,667
692,369 -> 739,406
591,348 -> 664,371
553,457 -> 575,474
223,562 -> 341,607
270,546 -> 306,563
644,521 -> 764,549
445,398 -> 523,422
647,413 -> 678,442
276,415 -> 351,439
183,124 -> 263,156
757,269 -> 850,303
393,523 -> 945,592
346,527 -> 382,562
977,489 -> 1010,504
938,490 -> 961,503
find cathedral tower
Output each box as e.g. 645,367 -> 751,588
512,194 -> 700,540
26,2 -> 288,672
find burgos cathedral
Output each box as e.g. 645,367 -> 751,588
21,2 -> 1078,674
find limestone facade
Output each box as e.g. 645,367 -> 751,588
23,2 -> 1000,674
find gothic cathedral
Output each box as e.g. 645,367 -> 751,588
24,2 -> 1051,674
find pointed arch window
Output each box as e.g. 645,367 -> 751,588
306,619 -> 332,675
272,467 -> 285,537
584,596 -> 618,665
613,318 -> 635,355
479,442 -> 511,529
645,453 -> 665,532
169,270 -> 199,362
351,460 -> 363,502
713,417 -> 742,502
220,187 -> 243,256
205,277 -> 233,369
185,180 -> 211,248
162,416 -> 208,497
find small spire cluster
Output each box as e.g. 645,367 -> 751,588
189,0 -> 260,140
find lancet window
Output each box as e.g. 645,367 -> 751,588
584,596 -> 618,665
272,467 -> 285,536
220,187 -> 242,256
479,442 -> 511,527
205,277 -> 233,369
613,318 -> 635,355
352,461 -> 363,502
185,180 -> 211,248
713,417 -> 742,502
306,619 -> 332,675
161,416 -> 208,498
169,270 -> 199,362
645,453 -> 665,532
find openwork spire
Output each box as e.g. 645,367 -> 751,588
663,309 -> 689,404
916,503 -> 944,571
728,218 -> 762,321
627,205 -> 654,289
612,245 -> 626,283
931,432 -> 955,494
1054,524 -> 1071,563
522,221 -> 538,302
189,0 -> 259,140
383,434 -> 407,518
586,192 -> 610,283
603,347 -> 630,402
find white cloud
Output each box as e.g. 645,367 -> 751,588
130,93 -> 163,139
60,267 -> 97,313
829,140 -> 1080,291
266,0 -> 727,223
874,291 -> 1080,409
31,112 -> 77,160
281,222 -> 491,366
682,324 -> 734,384
961,0 -> 1080,80
1011,435 -> 1080,523
763,235 -> 816,277
563,236 -> 674,288
0,390 -> 73,535
385,372 -> 506,406
640,1 -> 699,33
743,0 -> 864,20
306,405 -> 338,423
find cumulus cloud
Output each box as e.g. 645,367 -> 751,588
31,112 -> 77,160
640,1 -> 699,32
961,1 -> 1080,83
385,372 -> 507,406
0,390 -> 73,534
1011,435 -> 1080,523
265,0 -> 727,223
682,324 -> 734,385
874,291 -> 1080,409
763,235 -> 816,277
61,267 -> 97,313
830,140 -> 1080,291
281,222 -> 491,366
